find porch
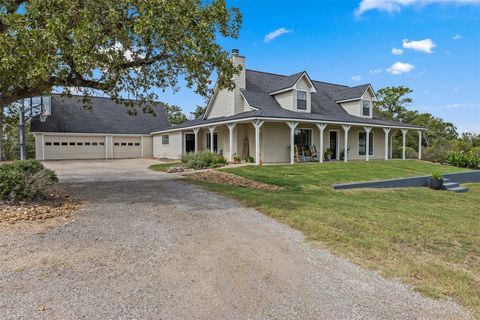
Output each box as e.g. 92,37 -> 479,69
164,120 -> 423,165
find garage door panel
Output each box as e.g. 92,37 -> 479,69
113,137 -> 141,158
44,136 -> 105,160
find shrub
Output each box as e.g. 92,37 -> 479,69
447,151 -> 480,169
246,156 -> 254,163
180,151 -> 227,170
431,171 -> 442,180
405,147 -> 418,159
0,160 -> 58,201
424,139 -> 453,163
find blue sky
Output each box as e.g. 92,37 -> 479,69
159,0 -> 480,133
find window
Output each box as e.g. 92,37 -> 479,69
121,142 -> 127,146
77,142 -> 83,146
69,142 -> 75,146
61,142 -> 68,146
53,142 -> 60,146
297,90 -> 307,110
128,142 -> 133,146
206,132 -> 218,152
99,142 -> 105,146
92,142 -> 98,146
45,142 -> 52,146
358,132 -> 374,156
85,142 -> 91,146
134,143 -> 140,146
114,142 -> 119,146
294,129 -> 312,154
162,135 -> 169,145
362,100 -> 371,116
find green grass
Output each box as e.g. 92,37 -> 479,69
148,162 -> 180,172
190,160 -> 480,318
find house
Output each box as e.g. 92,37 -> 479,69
31,95 -> 169,160
32,49 -> 424,163
151,49 -> 425,164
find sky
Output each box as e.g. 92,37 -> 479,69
158,0 -> 480,133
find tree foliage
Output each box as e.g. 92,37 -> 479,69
190,105 -> 206,119
374,86 -> 413,120
0,0 -> 242,112
163,103 -> 188,125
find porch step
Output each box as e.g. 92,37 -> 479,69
443,182 -> 459,189
445,186 -> 469,193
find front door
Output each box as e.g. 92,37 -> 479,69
185,133 -> 195,153
329,131 -> 337,160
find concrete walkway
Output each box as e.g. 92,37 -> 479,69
0,159 -> 469,319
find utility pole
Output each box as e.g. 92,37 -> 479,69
19,99 -> 27,160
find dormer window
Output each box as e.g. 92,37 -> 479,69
297,90 -> 307,110
362,100 -> 371,116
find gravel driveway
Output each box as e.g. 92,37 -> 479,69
0,159 -> 469,319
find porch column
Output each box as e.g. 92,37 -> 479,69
287,122 -> 299,164
227,123 -> 236,162
341,125 -> 351,162
418,130 -> 422,160
208,126 -> 216,153
41,133 -> 45,160
401,129 -> 408,160
252,120 -> 264,165
193,127 -> 200,152
316,123 -> 327,163
383,128 -> 391,160
364,127 -> 372,161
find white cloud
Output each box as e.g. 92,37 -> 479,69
264,28 -> 293,43
445,103 -> 467,109
387,62 -> 415,75
369,68 -> 382,74
355,0 -> 480,16
453,34 -> 463,40
352,75 -> 362,81
402,38 -> 436,53
391,48 -> 404,55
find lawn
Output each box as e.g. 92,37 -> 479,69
189,160 -> 480,318
148,162 -> 180,172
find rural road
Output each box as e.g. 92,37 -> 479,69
0,159 -> 469,319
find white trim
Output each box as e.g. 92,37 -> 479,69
105,135 -> 108,159
361,99 -> 372,117
358,130 -> 374,158
295,90 -> 309,112
328,129 -> 340,161
151,117 -> 426,134
41,133 -> 45,160
141,136 -> 144,158
269,72 -> 318,96
205,130 -> 218,153
32,132 -> 150,137
341,125 -> 351,162
183,131 -> 196,153
202,84 -> 219,120
335,85 -> 376,103
239,91 -> 260,111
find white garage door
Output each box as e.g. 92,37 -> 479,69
44,136 -> 105,160
113,137 -> 142,159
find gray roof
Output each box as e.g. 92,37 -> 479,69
31,95 -> 169,134
169,69 -> 423,131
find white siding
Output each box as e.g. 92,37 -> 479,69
261,123 -> 290,163
340,100 -> 361,117
153,131 -> 183,159
274,90 -> 294,110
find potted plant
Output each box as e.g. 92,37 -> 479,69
324,148 -> 332,161
232,152 -> 241,164
430,171 -> 444,190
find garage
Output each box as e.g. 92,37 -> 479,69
31,94 -> 169,160
113,136 -> 142,158
43,135 -> 105,160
